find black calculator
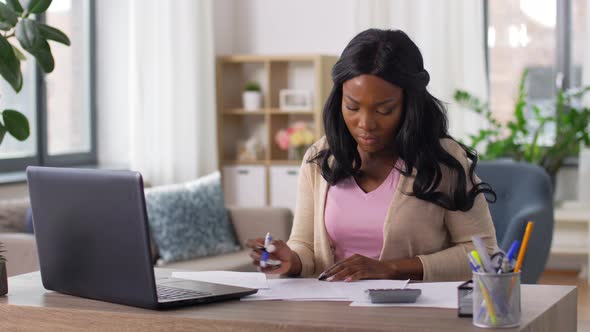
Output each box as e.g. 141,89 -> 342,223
366,288 -> 422,303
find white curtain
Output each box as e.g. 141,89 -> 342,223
127,0 -> 216,186
353,0 -> 488,142
584,0 -> 590,102
578,0 -> 590,202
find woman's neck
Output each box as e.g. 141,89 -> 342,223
357,146 -> 397,178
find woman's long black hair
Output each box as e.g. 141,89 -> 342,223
310,29 -> 495,211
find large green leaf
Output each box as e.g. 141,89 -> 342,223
12,44 -> 26,60
31,38 -> 54,72
0,124 -> 6,145
6,0 -> 24,15
23,0 -> 52,14
16,18 -> 54,72
0,2 -> 18,31
16,18 -> 41,51
38,23 -> 70,45
0,34 -> 22,92
2,109 -> 30,141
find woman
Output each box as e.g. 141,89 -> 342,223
247,29 -> 498,282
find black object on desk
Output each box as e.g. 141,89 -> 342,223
366,288 -> 422,303
457,280 -> 473,317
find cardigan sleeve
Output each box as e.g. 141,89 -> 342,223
286,148 -> 317,277
417,192 -> 497,281
417,139 -> 498,281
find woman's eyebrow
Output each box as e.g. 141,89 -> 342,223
375,97 -> 397,106
344,94 -> 359,103
344,94 -> 396,106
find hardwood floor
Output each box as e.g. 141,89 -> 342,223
539,270 -> 589,332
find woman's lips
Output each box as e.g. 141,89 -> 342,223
358,135 -> 378,145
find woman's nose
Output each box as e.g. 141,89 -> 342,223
358,110 -> 377,131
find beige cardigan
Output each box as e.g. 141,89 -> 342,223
286,137 -> 498,281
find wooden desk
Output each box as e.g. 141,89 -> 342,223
0,270 -> 577,332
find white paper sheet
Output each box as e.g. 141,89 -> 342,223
241,278 -> 409,301
171,271 -> 269,289
349,281 -> 462,308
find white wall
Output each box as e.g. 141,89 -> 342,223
224,0 -> 355,55
213,0 -> 234,54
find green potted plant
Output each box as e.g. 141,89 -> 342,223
454,69 -> 590,182
242,81 -> 262,111
0,0 -> 70,294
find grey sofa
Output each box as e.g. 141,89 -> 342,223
0,197 -> 293,277
0,198 -> 39,277
156,207 -> 293,271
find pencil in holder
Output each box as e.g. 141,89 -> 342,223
472,271 -> 521,328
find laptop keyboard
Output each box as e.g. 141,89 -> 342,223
157,285 -> 212,301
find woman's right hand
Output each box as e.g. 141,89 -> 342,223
245,238 -> 298,275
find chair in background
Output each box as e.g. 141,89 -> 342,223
476,160 -> 554,284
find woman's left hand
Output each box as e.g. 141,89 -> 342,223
319,254 -> 397,282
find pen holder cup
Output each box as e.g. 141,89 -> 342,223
472,271 -> 521,328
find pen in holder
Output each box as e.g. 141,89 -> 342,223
472,271 -> 521,328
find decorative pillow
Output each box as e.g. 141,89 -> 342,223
144,171 -> 240,263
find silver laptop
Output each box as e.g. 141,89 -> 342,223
26,166 -> 256,310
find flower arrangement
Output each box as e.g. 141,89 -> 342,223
275,121 -> 315,160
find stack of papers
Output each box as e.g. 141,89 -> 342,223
241,278 -> 408,302
171,271 -> 269,289
172,271 -> 461,308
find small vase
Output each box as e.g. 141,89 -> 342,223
289,146 -> 307,160
242,91 -> 262,111
0,261 -> 7,296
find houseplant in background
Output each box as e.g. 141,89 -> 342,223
0,0 -> 70,294
274,121 -> 314,160
454,69 -> 590,183
242,81 -> 262,111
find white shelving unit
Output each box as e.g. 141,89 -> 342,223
216,54 -> 338,210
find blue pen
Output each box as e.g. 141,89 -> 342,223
260,232 -> 281,268
506,241 -> 520,262
264,232 -> 272,248
260,251 -> 269,268
259,232 -> 272,268
500,241 -> 520,273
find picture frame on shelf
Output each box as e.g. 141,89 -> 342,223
279,89 -> 312,112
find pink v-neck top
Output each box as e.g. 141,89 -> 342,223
324,163 -> 402,262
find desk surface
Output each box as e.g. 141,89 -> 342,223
0,269 -> 577,332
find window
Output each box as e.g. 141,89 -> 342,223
488,0 -> 557,124
486,0 -> 584,146
0,0 -> 95,173
571,0 -> 586,90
